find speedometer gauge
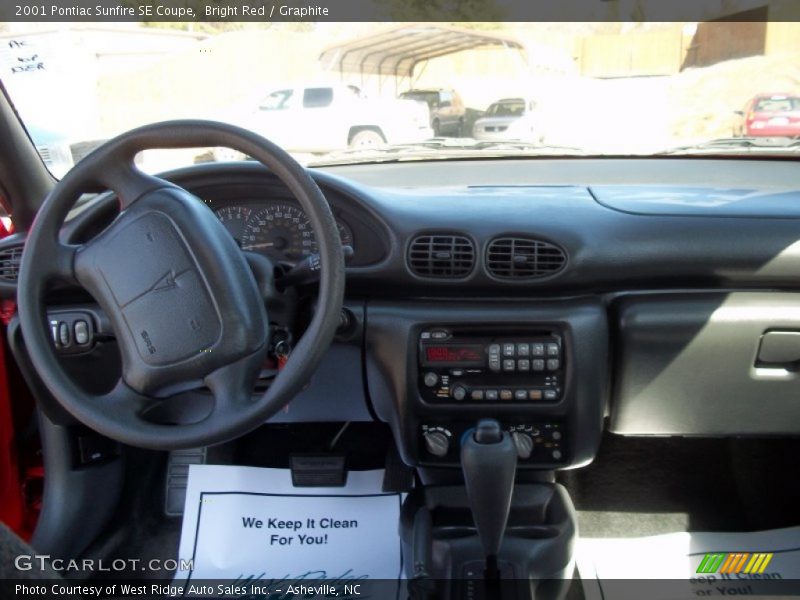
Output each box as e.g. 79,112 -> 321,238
240,203 -> 353,264
241,204 -> 311,263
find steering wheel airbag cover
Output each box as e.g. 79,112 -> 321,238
74,187 -> 266,396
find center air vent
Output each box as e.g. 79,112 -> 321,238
0,245 -> 23,282
486,237 -> 567,279
408,234 -> 475,278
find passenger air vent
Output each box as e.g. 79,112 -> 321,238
408,234 -> 475,278
486,237 -> 567,279
0,244 -> 23,282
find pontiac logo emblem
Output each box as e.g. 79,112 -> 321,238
152,271 -> 177,291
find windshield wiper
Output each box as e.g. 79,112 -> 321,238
308,139 -> 586,166
659,136 -> 800,155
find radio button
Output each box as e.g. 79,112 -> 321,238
488,344 -> 501,371
517,359 -> 530,371
502,359 -> 515,372
431,330 -> 450,340
471,390 -> 485,401
543,389 -> 558,401
499,389 -> 513,401
546,359 -> 560,371
528,390 -> 543,401
452,385 -> 467,401
514,390 -> 527,401
546,343 -> 560,357
532,359 -> 545,372
532,343 -> 545,356
485,390 -> 499,401
423,372 -> 439,387
502,343 -> 515,356
516,343 -> 530,356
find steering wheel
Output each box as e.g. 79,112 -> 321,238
17,121 -> 345,450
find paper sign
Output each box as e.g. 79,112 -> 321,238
0,37 -> 48,77
577,526 -> 800,599
177,466 -> 403,597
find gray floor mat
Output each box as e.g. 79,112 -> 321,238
560,433 -> 800,536
576,510 -> 689,538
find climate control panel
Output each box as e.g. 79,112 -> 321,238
420,421 -> 566,467
418,328 -> 564,404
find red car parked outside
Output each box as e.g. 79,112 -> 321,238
736,94 -> 800,137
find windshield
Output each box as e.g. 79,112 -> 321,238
2,20 -> 800,174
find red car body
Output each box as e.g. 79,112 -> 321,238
739,94 -> 800,137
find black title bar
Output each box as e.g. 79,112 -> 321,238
2,0 -> 799,23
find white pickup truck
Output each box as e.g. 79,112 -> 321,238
238,84 -> 433,153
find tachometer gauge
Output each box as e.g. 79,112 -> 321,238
213,205 -> 253,245
240,203 -> 353,264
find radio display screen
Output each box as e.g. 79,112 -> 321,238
422,344 -> 485,366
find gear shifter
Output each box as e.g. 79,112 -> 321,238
461,418 -> 517,580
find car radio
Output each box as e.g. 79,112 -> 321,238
418,328 -> 564,403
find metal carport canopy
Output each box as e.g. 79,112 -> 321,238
318,24 -> 526,81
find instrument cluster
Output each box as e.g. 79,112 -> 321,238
213,201 -> 354,265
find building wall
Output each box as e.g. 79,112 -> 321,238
682,13 -> 768,70
577,13 -> 798,78
765,21 -> 800,55
580,27 -> 685,77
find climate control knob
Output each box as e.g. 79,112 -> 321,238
451,385 -> 467,401
423,372 -> 439,387
512,431 -> 534,460
423,430 -> 450,457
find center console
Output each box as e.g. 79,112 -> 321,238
364,299 -> 608,598
365,298 -> 608,475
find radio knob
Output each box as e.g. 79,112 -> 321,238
451,385 -> 467,401
512,431 -> 534,460
423,372 -> 439,387
423,431 -> 450,457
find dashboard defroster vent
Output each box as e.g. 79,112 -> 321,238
486,237 -> 567,279
0,244 -> 23,282
408,234 -> 475,278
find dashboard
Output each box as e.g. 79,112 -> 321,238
9,156 -> 800,479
